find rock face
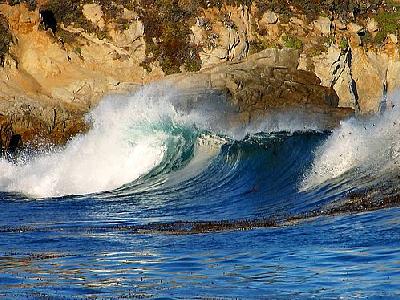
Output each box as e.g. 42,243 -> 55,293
1,1 -> 398,113
0,98 -> 87,157
313,17 -> 331,35
191,5 -> 252,67
0,47 -> 353,155
260,11 -> 278,25
169,49 -> 353,129
311,44 -> 400,114
0,0 -> 399,153
82,4 -> 105,29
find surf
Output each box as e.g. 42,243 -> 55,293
0,82 -> 400,221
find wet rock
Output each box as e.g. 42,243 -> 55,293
0,100 -> 88,156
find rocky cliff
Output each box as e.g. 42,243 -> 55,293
0,0 -> 399,153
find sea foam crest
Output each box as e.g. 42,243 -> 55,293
0,86 -> 185,198
301,93 -> 400,191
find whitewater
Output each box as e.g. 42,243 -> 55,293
1,84 -> 400,298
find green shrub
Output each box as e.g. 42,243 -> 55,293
282,35 -> 303,50
74,47 -> 82,56
184,48 -> 202,72
255,0 -> 382,21
8,0 -> 36,11
96,29 -> 109,40
139,0 -> 202,75
375,10 -> 400,44
56,29 -> 80,44
360,32 -> 373,46
308,45 -> 327,56
50,0 -> 96,30
339,38 -> 348,51
116,19 -> 131,32
374,30 -> 387,44
249,39 -> 278,55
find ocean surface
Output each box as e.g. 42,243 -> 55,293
1,85 -> 400,299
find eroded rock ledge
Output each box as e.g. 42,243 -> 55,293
4,0 -> 399,154
0,99 -> 87,157
0,48 -> 353,155
169,48 -> 353,129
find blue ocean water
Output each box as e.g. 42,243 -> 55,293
1,87 -> 400,298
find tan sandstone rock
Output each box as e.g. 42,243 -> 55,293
82,4 -> 105,29
367,18 -> 378,32
313,17 -> 331,35
260,11 -> 278,25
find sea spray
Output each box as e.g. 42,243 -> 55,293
0,104 -> 166,198
0,83 -> 345,199
0,84 -> 236,198
301,93 -> 400,191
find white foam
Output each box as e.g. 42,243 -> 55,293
0,81 -> 354,198
301,93 -> 400,191
0,85 -> 184,198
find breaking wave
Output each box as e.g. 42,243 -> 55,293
301,96 -> 400,198
0,83 -> 400,218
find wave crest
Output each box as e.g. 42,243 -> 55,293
301,96 -> 400,193
0,85 -> 201,198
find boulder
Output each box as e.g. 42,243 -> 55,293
313,17 -> 331,35
169,49 -> 353,129
82,4 -> 105,29
348,23 -> 363,33
367,18 -> 378,33
261,11 -> 278,25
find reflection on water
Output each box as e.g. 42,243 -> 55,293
1,207 -> 400,298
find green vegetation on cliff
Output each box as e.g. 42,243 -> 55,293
5,0 -> 400,73
375,1 -> 400,44
139,0 -> 202,74
256,0 -> 382,20
339,37 -> 349,51
6,0 -> 36,10
41,0 -> 98,43
282,35 -> 303,50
